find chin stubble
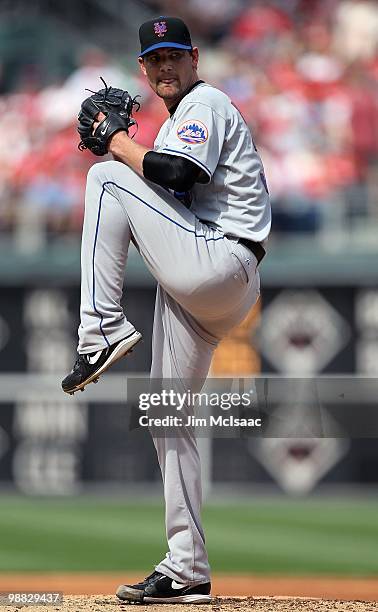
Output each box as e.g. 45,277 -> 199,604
157,85 -> 181,101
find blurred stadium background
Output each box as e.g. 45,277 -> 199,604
0,0 -> 377,597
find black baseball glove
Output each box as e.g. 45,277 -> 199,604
77,78 -> 141,156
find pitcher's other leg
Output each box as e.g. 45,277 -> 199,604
78,164 -> 137,353
150,286 -> 216,585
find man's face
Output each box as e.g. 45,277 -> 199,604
139,47 -> 199,105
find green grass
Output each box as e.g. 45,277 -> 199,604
0,496 -> 377,575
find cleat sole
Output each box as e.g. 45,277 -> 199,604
63,331 -> 142,395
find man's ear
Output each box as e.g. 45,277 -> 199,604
138,57 -> 146,76
191,47 -> 199,70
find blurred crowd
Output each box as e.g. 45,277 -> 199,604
0,0 -> 377,244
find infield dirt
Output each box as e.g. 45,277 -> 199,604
1,574 -> 378,601
2,595 -> 378,612
1,575 -> 378,611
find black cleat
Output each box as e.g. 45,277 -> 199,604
61,330 -> 142,395
116,571 -> 211,604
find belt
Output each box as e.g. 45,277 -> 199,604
232,237 -> 266,265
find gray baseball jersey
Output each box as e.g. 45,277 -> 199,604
76,80 -> 270,586
154,82 -> 271,241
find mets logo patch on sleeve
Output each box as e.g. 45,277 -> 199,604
177,120 -> 208,144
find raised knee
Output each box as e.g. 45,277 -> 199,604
87,160 -> 123,181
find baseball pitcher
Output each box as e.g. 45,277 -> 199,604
62,16 -> 271,604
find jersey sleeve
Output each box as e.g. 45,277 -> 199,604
157,101 -> 226,182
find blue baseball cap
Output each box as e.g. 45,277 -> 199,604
139,17 -> 193,57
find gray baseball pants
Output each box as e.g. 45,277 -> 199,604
78,160 -> 260,585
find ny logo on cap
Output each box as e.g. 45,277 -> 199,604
154,21 -> 167,37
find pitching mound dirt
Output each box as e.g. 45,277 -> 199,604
2,574 -> 378,602
2,595 -> 378,612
